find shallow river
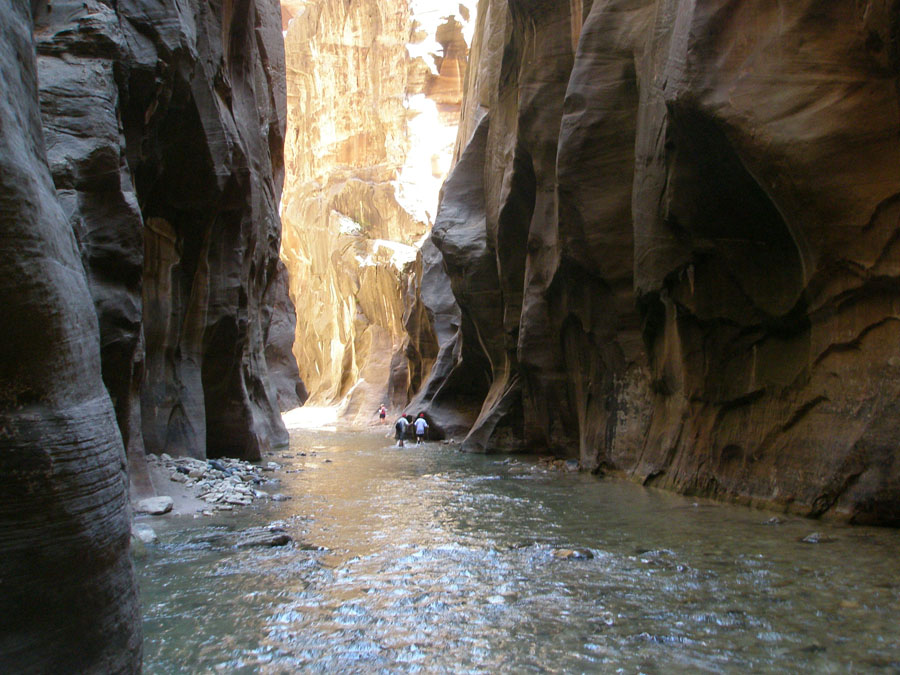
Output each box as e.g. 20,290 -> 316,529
136,428 -> 900,673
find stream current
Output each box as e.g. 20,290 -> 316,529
136,427 -> 900,673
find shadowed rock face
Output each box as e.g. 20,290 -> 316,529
33,0 -> 294,463
0,5 -> 140,671
264,261 -> 309,412
418,0 -> 900,523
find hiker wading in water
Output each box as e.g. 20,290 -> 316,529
413,413 -> 428,445
394,415 -> 410,447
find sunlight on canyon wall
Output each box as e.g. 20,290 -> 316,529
279,0 -> 471,421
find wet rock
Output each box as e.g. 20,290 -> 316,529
136,497 -> 174,516
236,527 -> 292,548
271,494 -> 292,502
552,548 -> 594,560
798,643 -> 827,654
131,523 -> 158,544
800,532 -> 836,544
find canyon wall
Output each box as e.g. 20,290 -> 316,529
33,0 -> 294,467
419,0 -> 900,524
0,4 -> 140,671
280,0 -> 469,420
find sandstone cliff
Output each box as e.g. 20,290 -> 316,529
33,0 -> 294,465
419,0 -> 900,524
0,5 -> 140,671
280,0 -> 469,420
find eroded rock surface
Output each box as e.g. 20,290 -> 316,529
33,0 -> 294,463
0,6 -> 140,670
418,0 -> 900,523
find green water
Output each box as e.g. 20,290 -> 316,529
136,428 -> 900,673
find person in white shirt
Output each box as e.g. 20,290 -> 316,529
413,414 -> 428,445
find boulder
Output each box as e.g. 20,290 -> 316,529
236,527 -> 292,548
131,524 -> 158,545
136,497 -> 174,516
552,548 -> 594,560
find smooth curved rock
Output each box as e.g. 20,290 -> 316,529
264,262 -> 308,411
417,0 -> 900,523
34,0 -> 294,462
0,5 -> 140,670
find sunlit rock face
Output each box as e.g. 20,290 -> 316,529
0,7 -> 140,671
33,0 -> 293,463
422,0 -> 900,523
280,0 -> 470,419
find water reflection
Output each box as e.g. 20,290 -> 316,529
137,429 -> 900,673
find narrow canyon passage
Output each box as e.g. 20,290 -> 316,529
136,426 -> 900,673
4,0 -> 900,671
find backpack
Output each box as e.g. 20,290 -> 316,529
395,420 -> 404,433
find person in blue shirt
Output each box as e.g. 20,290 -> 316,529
413,413 -> 429,445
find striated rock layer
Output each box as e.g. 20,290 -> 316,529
417,0 -> 900,524
33,0 -> 295,465
0,5 -> 140,671
280,0 -> 469,420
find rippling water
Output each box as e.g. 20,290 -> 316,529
136,428 -> 900,673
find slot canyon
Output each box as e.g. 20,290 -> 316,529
1,0 -> 899,671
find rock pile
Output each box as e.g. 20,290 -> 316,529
147,453 -> 283,511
